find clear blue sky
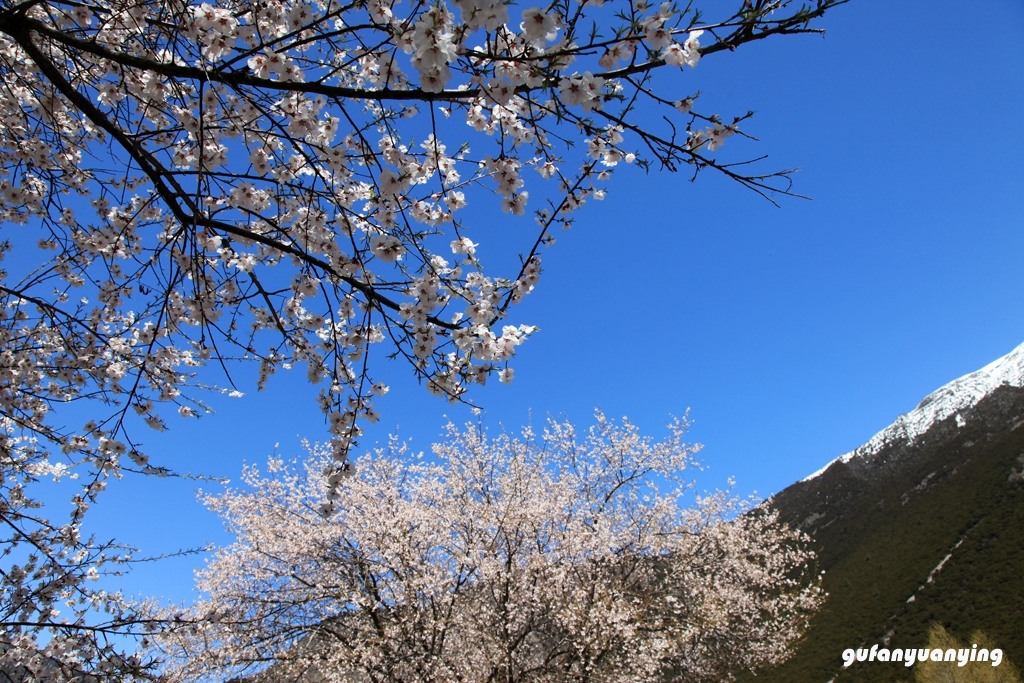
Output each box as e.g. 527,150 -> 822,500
88,0 -> 1024,604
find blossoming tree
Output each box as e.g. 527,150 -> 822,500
154,414 -> 823,682
0,0 -> 845,675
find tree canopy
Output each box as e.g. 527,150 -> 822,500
154,414 -> 823,682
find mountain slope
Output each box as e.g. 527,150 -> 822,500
746,346 -> 1024,683
804,342 -> 1024,482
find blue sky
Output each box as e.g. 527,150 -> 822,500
86,0 -> 1024,604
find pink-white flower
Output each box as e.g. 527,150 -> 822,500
558,72 -> 606,112
520,8 -> 561,42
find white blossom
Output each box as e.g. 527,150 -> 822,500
520,7 -> 561,43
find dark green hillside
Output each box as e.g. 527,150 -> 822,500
741,386 -> 1024,683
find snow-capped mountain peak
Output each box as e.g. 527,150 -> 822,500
803,342 -> 1024,482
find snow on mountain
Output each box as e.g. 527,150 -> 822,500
803,342 -> 1024,482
